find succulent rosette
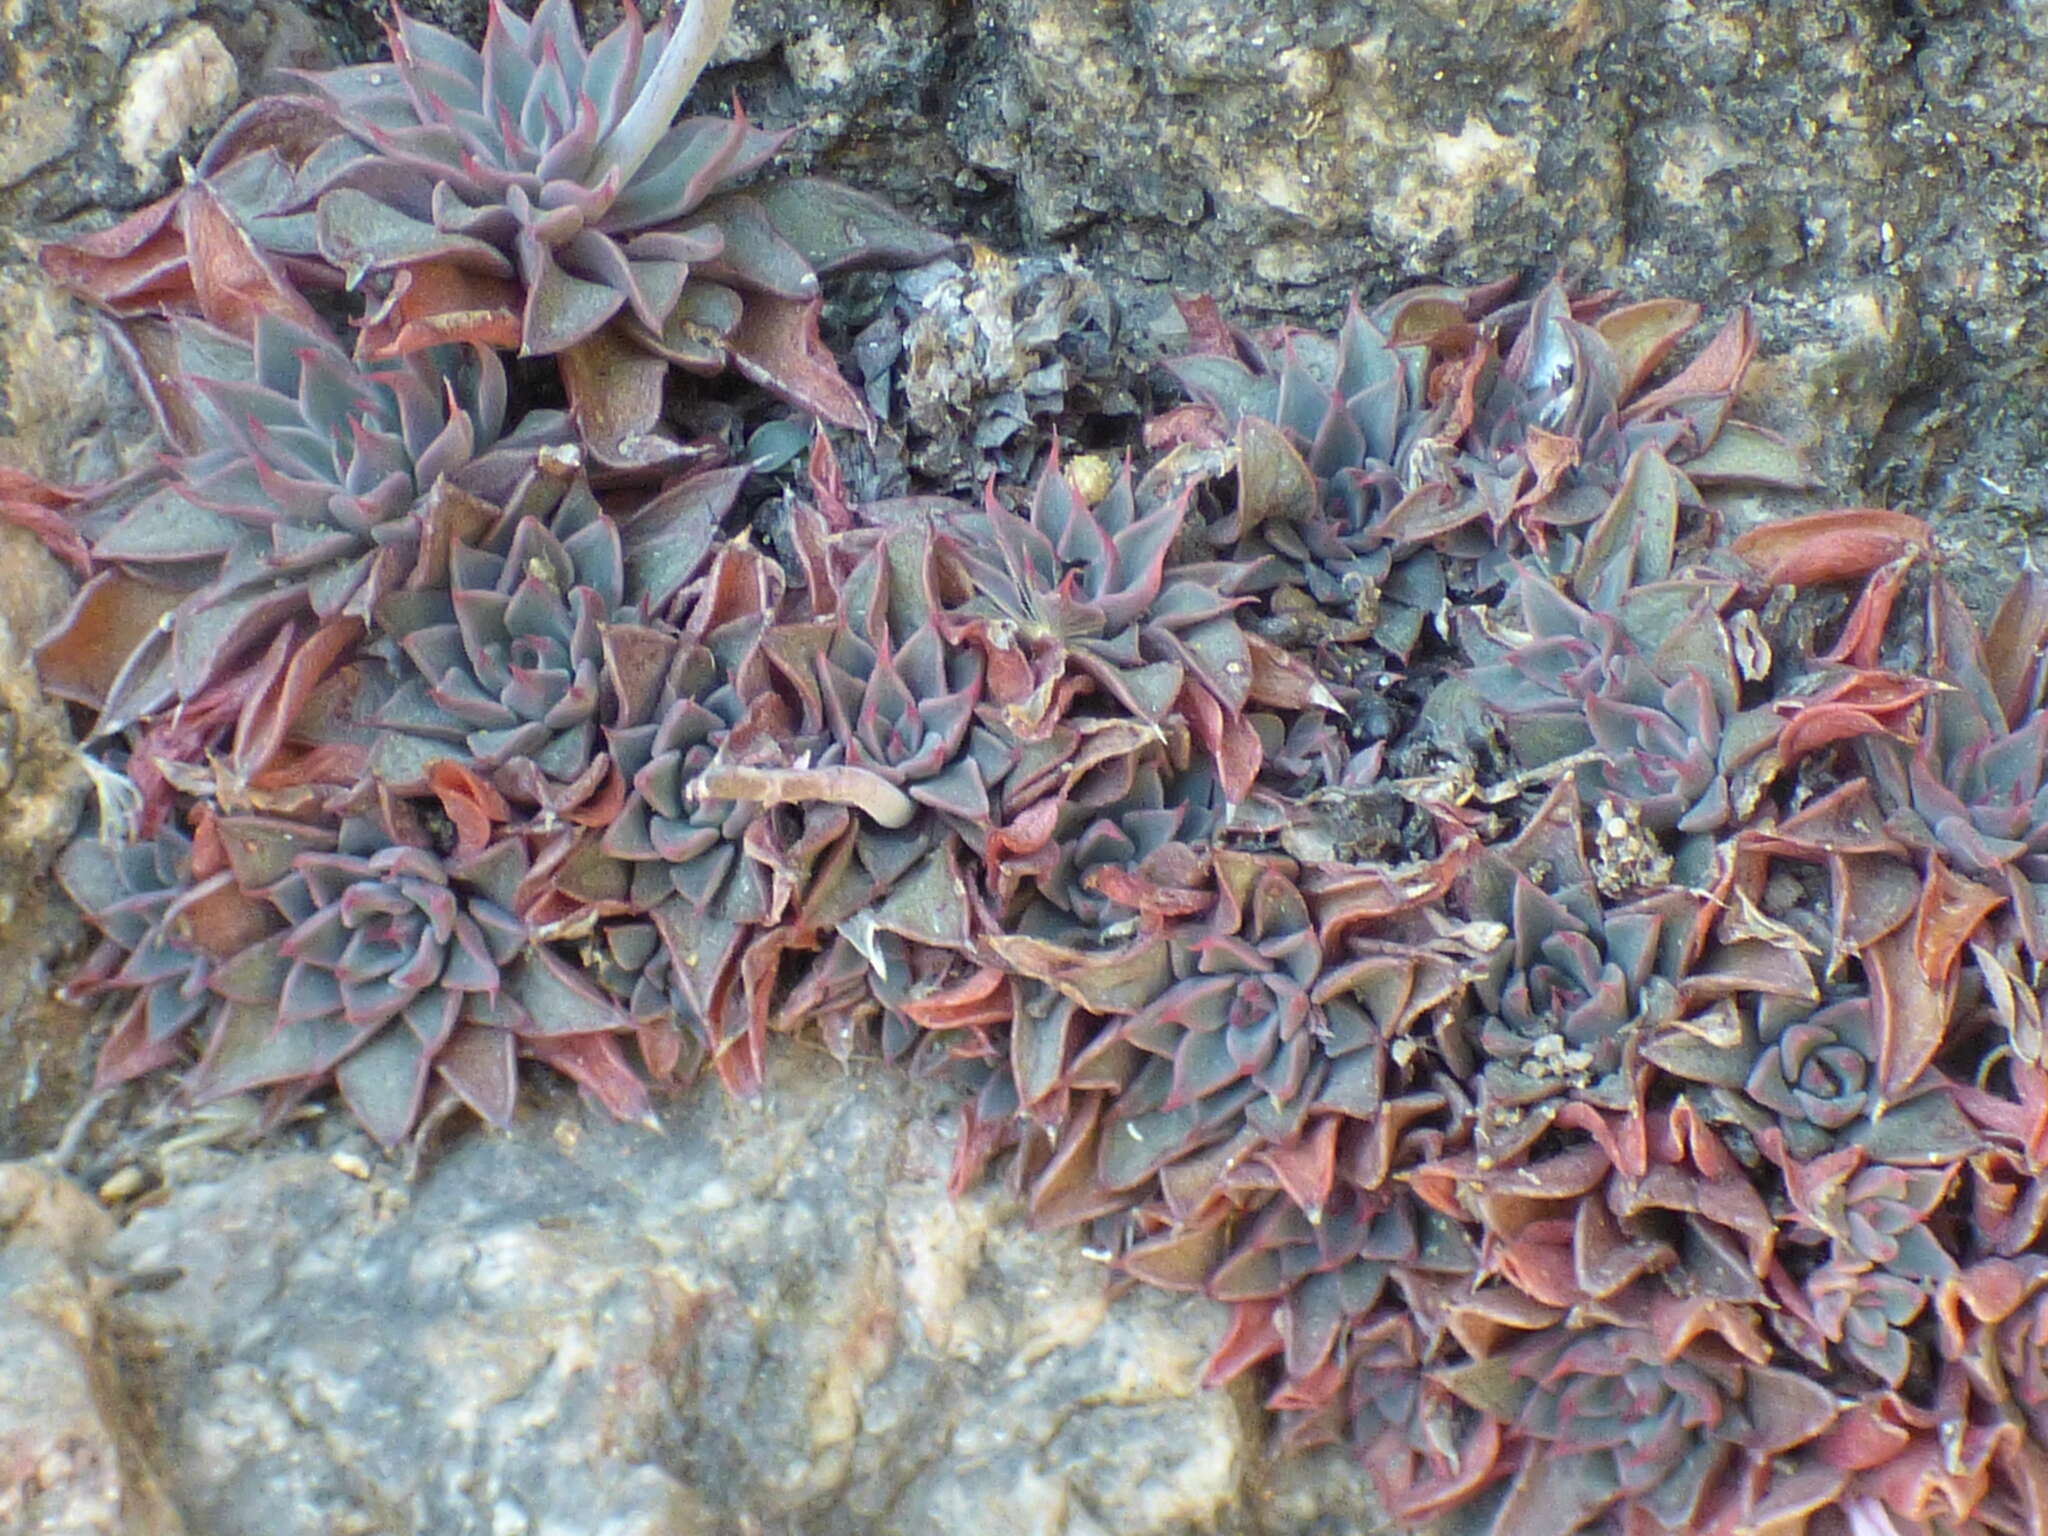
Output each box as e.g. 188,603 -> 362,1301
1339,1311 -> 1507,1520
738,538 -> 1000,854
1809,1262 -> 1934,1389
249,815 -> 647,1144
58,797 -> 642,1147
598,632 -> 782,1092
1207,1285 -> 1511,1523
277,0 -> 948,456
1203,1186 -> 1458,1393
1161,283 -> 1492,661
1028,764 -> 1219,934
1057,852 -> 1343,1196
1744,995 -> 1881,1140
916,734 -> 1229,1180
209,816 -> 526,1139
586,917 -> 710,1085
1460,572 -> 1784,877
936,455 -> 1188,727
1751,1150 -> 1963,1397
983,738 -> 1223,972
1648,951 -> 1887,1155
366,459 -> 661,814
36,314 -> 557,735
976,806 -> 1195,1023
1865,578 -> 2048,1044
935,455 -> 1329,804
55,824 -> 246,1089
588,535 -> 783,907
604,641 -> 768,904
1438,1324 -> 1843,1535
864,939 -> 1014,1076
310,0 -> 757,353
1451,780 -> 1707,1166
1162,279 -> 1806,669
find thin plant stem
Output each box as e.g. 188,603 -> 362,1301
589,0 -> 738,192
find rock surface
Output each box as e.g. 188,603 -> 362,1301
0,0 -> 332,220
713,0 -> 2048,585
8,1058 -> 1373,1535
0,1165 -> 183,1536
0,538 -> 89,1164
112,24 -> 239,178
0,253 -> 142,1164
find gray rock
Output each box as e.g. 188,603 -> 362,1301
0,261 -> 155,488
79,1059 -> 1374,1535
0,260 -> 138,1164
0,1 -> 299,218
0,1165 -> 183,1536
0,547 -> 84,997
111,25 -> 240,181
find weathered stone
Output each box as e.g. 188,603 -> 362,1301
0,0 -> 331,225
0,0 -> 87,193
0,1165 -> 183,1535
0,259 -> 111,1163
113,25 -> 239,182
79,1058 -> 1373,1535
0,258 -> 155,488
81,0 -> 190,56
0,562 -> 82,931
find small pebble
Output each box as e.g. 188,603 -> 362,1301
98,1166 -> 145,1203
330,1152 -> 372,1181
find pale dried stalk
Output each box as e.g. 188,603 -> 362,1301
690,762 -> 916,828
590,0 -> 739,192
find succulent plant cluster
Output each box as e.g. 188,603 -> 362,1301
44,0 -> 948,468
17,5 -> 2048,1533
1148,281 -> 1808,686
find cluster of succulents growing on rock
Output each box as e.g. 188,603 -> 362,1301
18,3 -> 2048,1532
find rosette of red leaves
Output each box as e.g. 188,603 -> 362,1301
38,0 -> 951,465
979,732 -> 1224,1016
935,453 -> 1332,805
1865,576 -> 2048,1066
1645,929 -> 1979,1173
1075,851 -> 1330,1193
365,458 -> 664,817
60,794 -> 647,1148
1461,571 -> 1785,873
594,554 -> 784,1092
1938,1257 -> 2048,1527
1450,780 -> 1709,1166
36,314 -> 554,743
302,0 -> 946,454
56,825 -> 226,1090
1437,1324 -> 1841,1535
1160,278 -> 1808,667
